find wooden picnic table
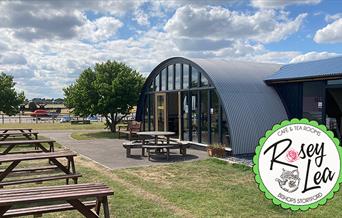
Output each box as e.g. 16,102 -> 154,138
0,151 -> 81,187
0,183 -> 113,217
0,139 -> 55,155
0,131 -> 39,141
0,128 -> 32,134
137,131 -> 175,144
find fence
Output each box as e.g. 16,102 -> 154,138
0,114 -> 134,124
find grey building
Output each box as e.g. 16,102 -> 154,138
136,56 -> 342,155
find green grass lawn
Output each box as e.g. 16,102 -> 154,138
71,131 -> 119,140
0,122 -> 105,130
2,136 -> 342,217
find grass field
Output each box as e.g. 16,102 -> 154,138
0,122 -> 106,130
1,136 -> 342,217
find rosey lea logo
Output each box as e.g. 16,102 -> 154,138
253,119 -> 342,211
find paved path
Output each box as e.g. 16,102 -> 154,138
40,131 -> 208,169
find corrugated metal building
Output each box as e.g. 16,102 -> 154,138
136,56 -> 342,155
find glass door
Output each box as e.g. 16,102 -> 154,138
155,93 -> 167,131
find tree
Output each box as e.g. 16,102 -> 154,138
64,60 -> 145,132
0,72 -> 25,115
28,101 -> 38,112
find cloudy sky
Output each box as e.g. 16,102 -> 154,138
0,0 -> 341,99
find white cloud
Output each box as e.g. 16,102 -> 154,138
78,17 -> 123,42
133,9 -> 150,26
314,18 -> 342,43
325,13 -> 342,22
290,51 -> 340,63
165,5 -> 306,44
251,0 -> 321,9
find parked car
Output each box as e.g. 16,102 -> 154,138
60,115 -> 72,123
30,109 -> 49,117
86,115 -> 99,122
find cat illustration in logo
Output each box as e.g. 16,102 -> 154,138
275,168 -> 300,193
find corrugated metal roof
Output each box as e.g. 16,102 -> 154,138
136,57 -> 288,155
192,58 -> 288,154
266,56 -> 342,83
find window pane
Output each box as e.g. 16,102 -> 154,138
201,73 -> 209,87
175,64 -> 181,90
168,65 -> 174,90
191,91 -> 199,142
183,64 -> 189,89
222,110 -> 230,148
161,69 -> 166,91
303,81 -> 324,123
150,95 -> 154,131
149,80 -> 154,91
328,79 -> 342,85
200,90 -> 209,144
182,92 -> 189,140
191,68 -> 199,88
211,91 -> 220,144
155,74 -> 160,91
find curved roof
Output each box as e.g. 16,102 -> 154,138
266,56 -> 342,83
136,57 -> 288,154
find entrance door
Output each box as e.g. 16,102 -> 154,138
155,93 -> 167,131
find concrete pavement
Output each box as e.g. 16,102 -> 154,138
40,131 -> 208,169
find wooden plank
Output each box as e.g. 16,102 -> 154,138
0,128 -> 32,131
0,189 -> 113,205
3,201 -> 96,217
0,151 -> 76,163
0,139 -> 55,146
0,174 -> 82,187
0,165 -> 58,173
0,132 -> 39,136
0,183 -> 106,196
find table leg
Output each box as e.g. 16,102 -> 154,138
95,197 -> 102,215
0,205 -> 12,216
67,199 -> 99,218
102,196 -> 110,218
0,160 -> 21,182
2,144 -> 16,155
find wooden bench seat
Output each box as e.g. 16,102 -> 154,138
0,151 -> 79,187
0,165 -> 58,173
3,200 -> 96,217
118,121 -> 141,140
142,143 -> 190,161
71,120 -> 91,125
0,139 -> 55,155
142,144 -> 176,161
0,132 -> 39,141
0,183 -> 113,218
0,151 -> 76,162
0,173 -> 82,187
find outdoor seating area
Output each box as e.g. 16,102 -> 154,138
118,121 -> 141,141
0,127 -> 114,217
122,130 -> 190,161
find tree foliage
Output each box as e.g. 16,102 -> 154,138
0,72 -> 25,115
64,60 -> 145,132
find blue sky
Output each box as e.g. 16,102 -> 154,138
0,0 -> 341,99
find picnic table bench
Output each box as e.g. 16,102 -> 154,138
142,142 -> 190,161
0,151 -> 81,187
118,121 -> 141,140
71,120 -> 91,125
0,128 -> 32,133
0,131 -> 39,141
0,139 -> 55,155
0,183 -> 113,218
